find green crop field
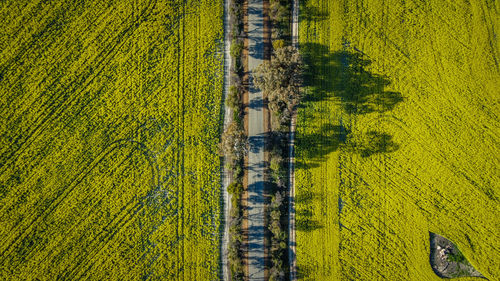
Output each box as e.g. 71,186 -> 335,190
295,0 -> 498,280
0,0 -> 222,280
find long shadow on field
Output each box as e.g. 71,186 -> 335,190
300,1 -> 329,22
296,43 -> 403,168
295,123 -> 348,167
301,43 -> 403,114
295,191 -> 323,232
346,130 -> 399,158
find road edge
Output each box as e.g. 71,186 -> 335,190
222,0 -> 232,279
288,0 -> 299,280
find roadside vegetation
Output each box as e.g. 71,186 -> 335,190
253,0 -> 303,278
219,0 -> 247,279
255,45 -> 302,281
222,1 -> 302,279
295,0 -> 499,280
269,0 -> 292,45
0,0 -> 224,280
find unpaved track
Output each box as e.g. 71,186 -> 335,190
246,0 -> 266,279
288,0 -> 299,280
222,0 -> 232,279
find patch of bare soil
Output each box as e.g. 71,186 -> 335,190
429,232 -> 485,279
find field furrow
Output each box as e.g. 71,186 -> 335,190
0,1 -> 223,280
296,0 -> 499,280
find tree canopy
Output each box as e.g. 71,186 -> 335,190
253,46 -> 303,117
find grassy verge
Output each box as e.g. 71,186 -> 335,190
221,0 -> 247,280
254,1 -> 303,279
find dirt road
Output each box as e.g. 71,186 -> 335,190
222,0 -> 232,279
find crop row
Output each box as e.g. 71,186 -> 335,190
0,1 -> 223,280
295,0 -> 498,280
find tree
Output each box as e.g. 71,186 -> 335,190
253,46 -> 303,116
219,121 -> 248,164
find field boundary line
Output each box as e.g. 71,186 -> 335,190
288,0 -> 299,280
221,0 -> 233,279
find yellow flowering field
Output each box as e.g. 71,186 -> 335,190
296,0 -> 499,280
0,0 -> 223,280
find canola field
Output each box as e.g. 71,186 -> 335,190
295,0 -> 499,280
0,0 -> 223,280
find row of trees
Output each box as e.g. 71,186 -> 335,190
269,0 -> 292,43
254,0 -> 303,277
220,0 -> 247,280
221,1 -> 303,280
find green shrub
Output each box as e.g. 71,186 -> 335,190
228,182 -> 243,197
226,85 -> 241,111
272,39 -> 285,50
230,39 -> 244,58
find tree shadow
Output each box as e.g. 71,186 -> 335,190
296,264 -> 315,280
297,43 -> 404,167
346,130 -> 399,158
296,218 -> 322,232
301,43 -> 404,114
299,2 -> 329,22
295,190 -> 323,232
295,123 -> 349,168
